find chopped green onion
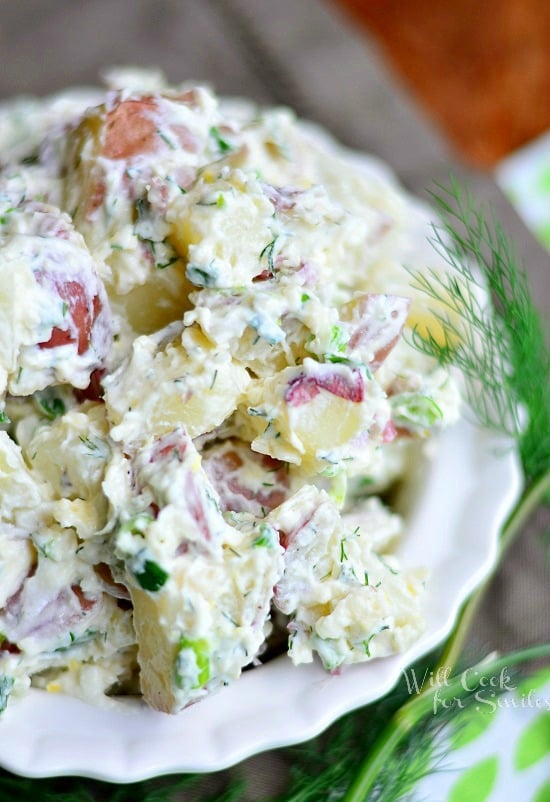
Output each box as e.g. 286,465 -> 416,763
176,637 -> 210,689
135,559 -> 169,592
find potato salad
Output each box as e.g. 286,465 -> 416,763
0,69 -> 461,714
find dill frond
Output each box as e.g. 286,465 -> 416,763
407,178 -> 550,488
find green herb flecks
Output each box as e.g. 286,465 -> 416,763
156,129 -> 177,150
375,552 -> 399,576
363,624 -> 390,658
259,237 -> 278,277
329,324 -> 349,354
186,262 -> 219,288
119,513 -> 154,538
253,523 -> 277,548
339,538 -> 348,562
36,395 -> 66,420
0,676 -> 14,714
390,393 -> 443,432
209,126 -> 233,154
78,435 -> 108,459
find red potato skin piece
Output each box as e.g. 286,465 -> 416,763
285,369 -> 365,407
101,96 -> 202,162
203,446 -> 290,515
345,294 -> 411,371
38,282 -> 102,355
74,368 -> 105,403
102,98 -> 160,160
70,584 -> 96,612
0,639 -> 20,654
145,429 -> 213,543
149,430 -> 189,463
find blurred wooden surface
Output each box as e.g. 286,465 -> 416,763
337,0 -> 550,167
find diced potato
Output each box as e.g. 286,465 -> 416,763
0,431 -> 50,524
103,326 -> 250,445
106,429 -> 283,712
239,359 -> 391,473
169,169 -> 275,288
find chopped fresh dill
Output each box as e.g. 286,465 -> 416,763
259,237 -> 278,276
156,255 -> 179,269
221,611 -> 239,627
339,538 -> 348,562
156,129 -> 177,150
376,552 -> 399,576
37,396 -> 66,420
209,125 -> 233,153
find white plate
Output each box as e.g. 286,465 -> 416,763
0,416 -> 521,781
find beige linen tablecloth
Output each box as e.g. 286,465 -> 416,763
0,2 -> 548,798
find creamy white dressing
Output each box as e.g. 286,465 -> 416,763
0,69 -> 462,714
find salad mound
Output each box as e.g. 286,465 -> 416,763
0,69 -> 460,713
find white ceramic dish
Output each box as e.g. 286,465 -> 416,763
0,415 -> 521,781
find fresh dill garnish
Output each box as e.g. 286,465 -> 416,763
406,179 -> 549,489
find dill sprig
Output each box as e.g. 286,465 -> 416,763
342,642 -> 550,802
267,649 -> 443,802
407,178 -> 550,488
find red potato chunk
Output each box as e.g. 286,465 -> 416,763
340,294 -> 410,371
101,96 -> 202,162
202,439 -> 291,516
38,279 -> 102,355
102,98 -> 160,160
285,366 -> 365,407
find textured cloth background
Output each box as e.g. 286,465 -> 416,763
0,1 -> 548,797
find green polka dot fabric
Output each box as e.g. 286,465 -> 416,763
413,671 -> 550,801
496,132 -> 550,252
